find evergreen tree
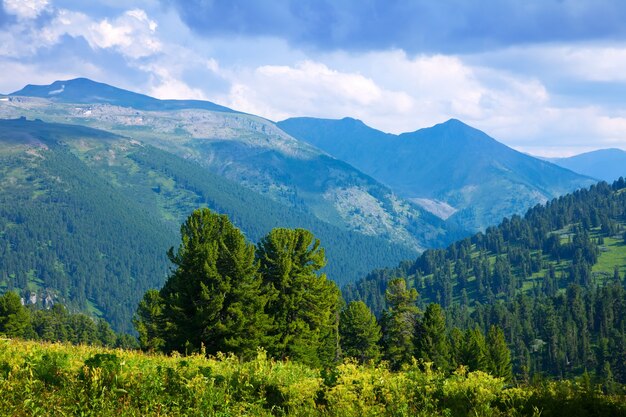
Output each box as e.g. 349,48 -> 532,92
381,278 -> 419,369
159,208 -> 270,358
257,228 -> 340,367
134,289 -> 166,351
96,319 -> 117,347
415,303 -> 451,371
0,291 -> 30,337
339,301 -> 381,363
486,325 -> 513,381
459,327 -> 489,372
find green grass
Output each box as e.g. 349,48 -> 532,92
593,236 -> 626,277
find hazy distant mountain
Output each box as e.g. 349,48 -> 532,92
549,148 -> 626,182
278,117 -> 595,231
10,78 -> 236,113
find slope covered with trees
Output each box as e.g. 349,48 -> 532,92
0,120 -> 175,332
0,118 -> 418,332
344,178 -> 626,382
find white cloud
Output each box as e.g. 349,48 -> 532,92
39,8 -> 161,59
219,60 -> 413,126
3,0 -> 49,19
0,7 -> 163,60
145,66 -> 207,100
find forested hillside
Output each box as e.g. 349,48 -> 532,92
0,120 -> 175,332
0,118 -> 418,332
345,179 -> 626,381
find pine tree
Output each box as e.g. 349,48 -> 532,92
134,289 -> 166,351
458,327 -> 489,372
339,301 -> 381,363
257,228 -> 340,367
0,291 -> 31,337
158,208 -> 270,358
381,278 -> 419,369
415,303 -> 451,371
486,325 -> 513,381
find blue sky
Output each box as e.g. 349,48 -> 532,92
2,0 -> 626,156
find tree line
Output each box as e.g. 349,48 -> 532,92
134,208 -> 511,378
0,291 -> 136,348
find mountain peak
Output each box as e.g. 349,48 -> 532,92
11,78 -> 236,113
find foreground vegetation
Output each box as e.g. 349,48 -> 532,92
2,338 -> 626,416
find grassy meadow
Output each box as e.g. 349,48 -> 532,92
1,338 -> 626,416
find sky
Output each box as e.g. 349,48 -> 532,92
2,0 -> 626,156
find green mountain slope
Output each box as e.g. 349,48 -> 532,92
278,117 -> 595,231
0,118 -> 423,331
549,148 -> 626,182
344,178 -> 626,379
0,119 -> 176,332
2,79 -> 456,251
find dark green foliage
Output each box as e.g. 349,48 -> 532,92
81,353 -> 124,390
339,301 -> 381,363
256,228 -> 341,367
0,292 -> 30,337
415,303 -> 451,371
346,179 -> 626,381
0,117 -> 418,335
486,325 -> 513,381
0,297 -> 128,347
381,278 -> 419,369
134,289 -> 166,351
456,327 -> 489,372
0,131 -> 174,332
159,208 -> 270,358
30,352 -> 70,387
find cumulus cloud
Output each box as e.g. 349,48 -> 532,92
40,8 -> 162,59
216,52 -> 550,137
3,0 -> 49,19
165,0 -> 626,53
219,60 -> 412,126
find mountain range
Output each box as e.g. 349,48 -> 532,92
278,117 -> 596,231
0,77 -> 611,330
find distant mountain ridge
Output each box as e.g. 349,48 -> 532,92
10,78 -> 237,113
278,117 -> 595,231
548,148 -> 626,182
